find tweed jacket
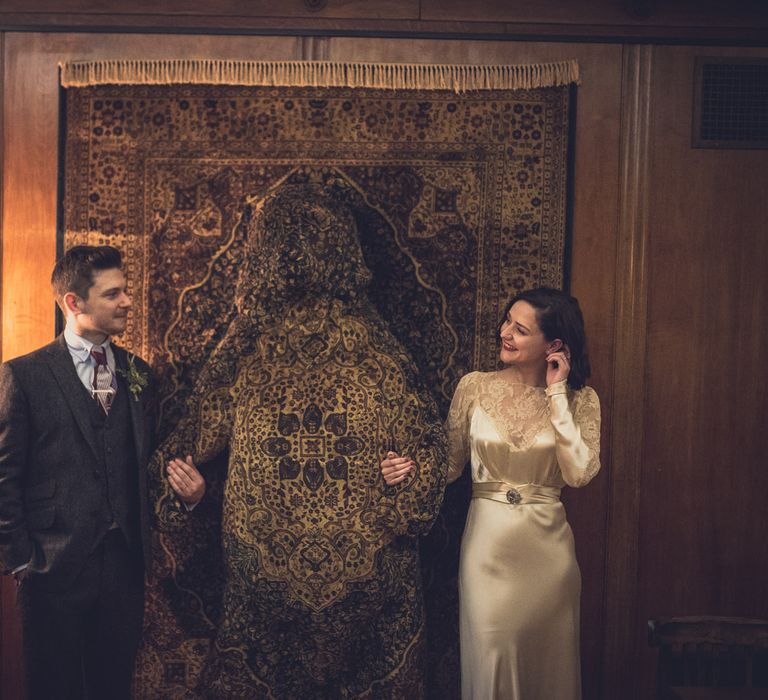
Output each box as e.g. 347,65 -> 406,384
0,334 -> 155,587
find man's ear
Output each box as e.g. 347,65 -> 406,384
63,292 -> 82,316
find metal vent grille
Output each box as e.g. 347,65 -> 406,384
693,58 -> 768,149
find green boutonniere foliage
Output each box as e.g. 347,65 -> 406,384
117,353 -> 149,401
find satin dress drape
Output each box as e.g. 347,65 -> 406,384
446,370 -> 601,700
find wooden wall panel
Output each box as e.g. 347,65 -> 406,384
0,32 -> 624,699
1,0 -> 766,42
1,31 -> 301,363
328,38 -> 623,700
7,26 -> 766,700
0,0 -> 419,20
637,44 -> 768,699
2,34 -> 60,361
421,0 -> 768,27
602,42 -> 654,699
0,28 -> 20,700
0,31 -> 302,700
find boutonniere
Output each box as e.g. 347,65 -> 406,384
117,353 -> 149,401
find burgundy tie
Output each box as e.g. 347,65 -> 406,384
91,347 -> 115,414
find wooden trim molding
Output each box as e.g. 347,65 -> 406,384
0,14 -> 767,45
0,30 -> 4,694
0,30 -> 4,358
300,35 -> 329,61
0,32 -> 22,700
601,42 -> 653,699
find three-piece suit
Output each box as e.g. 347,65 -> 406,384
0,333 -> 154,699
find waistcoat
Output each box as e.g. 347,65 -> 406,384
86,375 -> 141,556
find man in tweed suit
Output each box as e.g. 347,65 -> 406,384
0,245 -> 203,700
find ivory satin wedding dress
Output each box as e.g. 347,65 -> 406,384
446,370 -> 601,700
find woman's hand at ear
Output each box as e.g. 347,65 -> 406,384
546,344 -> 571,386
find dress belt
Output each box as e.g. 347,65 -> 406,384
472,481 -> 561,505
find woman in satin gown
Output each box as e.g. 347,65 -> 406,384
382,287 -> 601,699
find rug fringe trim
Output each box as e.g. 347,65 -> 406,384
59,59 -> 580,91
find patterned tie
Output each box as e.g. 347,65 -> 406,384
91,346 -> 116,414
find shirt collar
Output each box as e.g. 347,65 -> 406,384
64,325 -> 112,362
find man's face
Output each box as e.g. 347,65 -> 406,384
72,268 -> 132,339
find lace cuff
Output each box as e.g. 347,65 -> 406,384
545,379 -> 568,397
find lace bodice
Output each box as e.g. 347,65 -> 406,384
445,370 -> 601,489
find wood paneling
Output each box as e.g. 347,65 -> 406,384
1,31 -> 301,365
637,47 -> 768,700
420,0 -> 768,27
0,31 -> 4,366
0,32 -> 623,699
3,24 -> 767,700
2,34 -> 60,361
2,0 -> 419,24
638,44 -> 768,699
0,31 -> 302,700
602,42 -> 654,700
330,37 -> 622,700
0,28 -> 19,700
0,0 -> 766,42
0,0 -> 419,20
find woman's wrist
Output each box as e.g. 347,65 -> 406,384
545,379 -> 568,397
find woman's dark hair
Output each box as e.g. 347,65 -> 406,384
498,287 -> 591,390
51,245 -> 123,303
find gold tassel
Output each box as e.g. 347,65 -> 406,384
60,59 -> 580,92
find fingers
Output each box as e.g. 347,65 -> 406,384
167,455 -> 205,504
383,464 -> 414,485
168,459 -> 192,485
167,463 -> 192,494
381,450 -> 415,485
381,452 -> 412,470
546,350 -> 571,387
381,456 -> 411,469
170,455 -> 198,478
547,351 -> 571,370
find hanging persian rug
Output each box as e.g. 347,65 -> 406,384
60,58 -> 577,700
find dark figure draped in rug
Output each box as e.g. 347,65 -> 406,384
151,184 -> 447,699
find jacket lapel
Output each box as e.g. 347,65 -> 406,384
44,334 -> 101,461
113,345 -> 146,463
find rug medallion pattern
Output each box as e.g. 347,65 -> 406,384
62,83 -> 572,698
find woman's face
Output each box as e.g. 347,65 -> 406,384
499,300 -> 552,368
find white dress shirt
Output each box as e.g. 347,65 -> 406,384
63,325 -> 116,396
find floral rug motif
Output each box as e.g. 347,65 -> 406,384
62,83 -> 572,699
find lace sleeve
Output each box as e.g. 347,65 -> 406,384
444,372 -> 476,484
546,381 -> 601,488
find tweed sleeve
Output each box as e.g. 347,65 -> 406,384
0,363 -> 33,573
150,351 -> 236,530
374,380 -> 448,538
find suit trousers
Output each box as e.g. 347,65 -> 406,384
17,529 -> 145,700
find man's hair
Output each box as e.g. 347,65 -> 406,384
51,245 -> 123,303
